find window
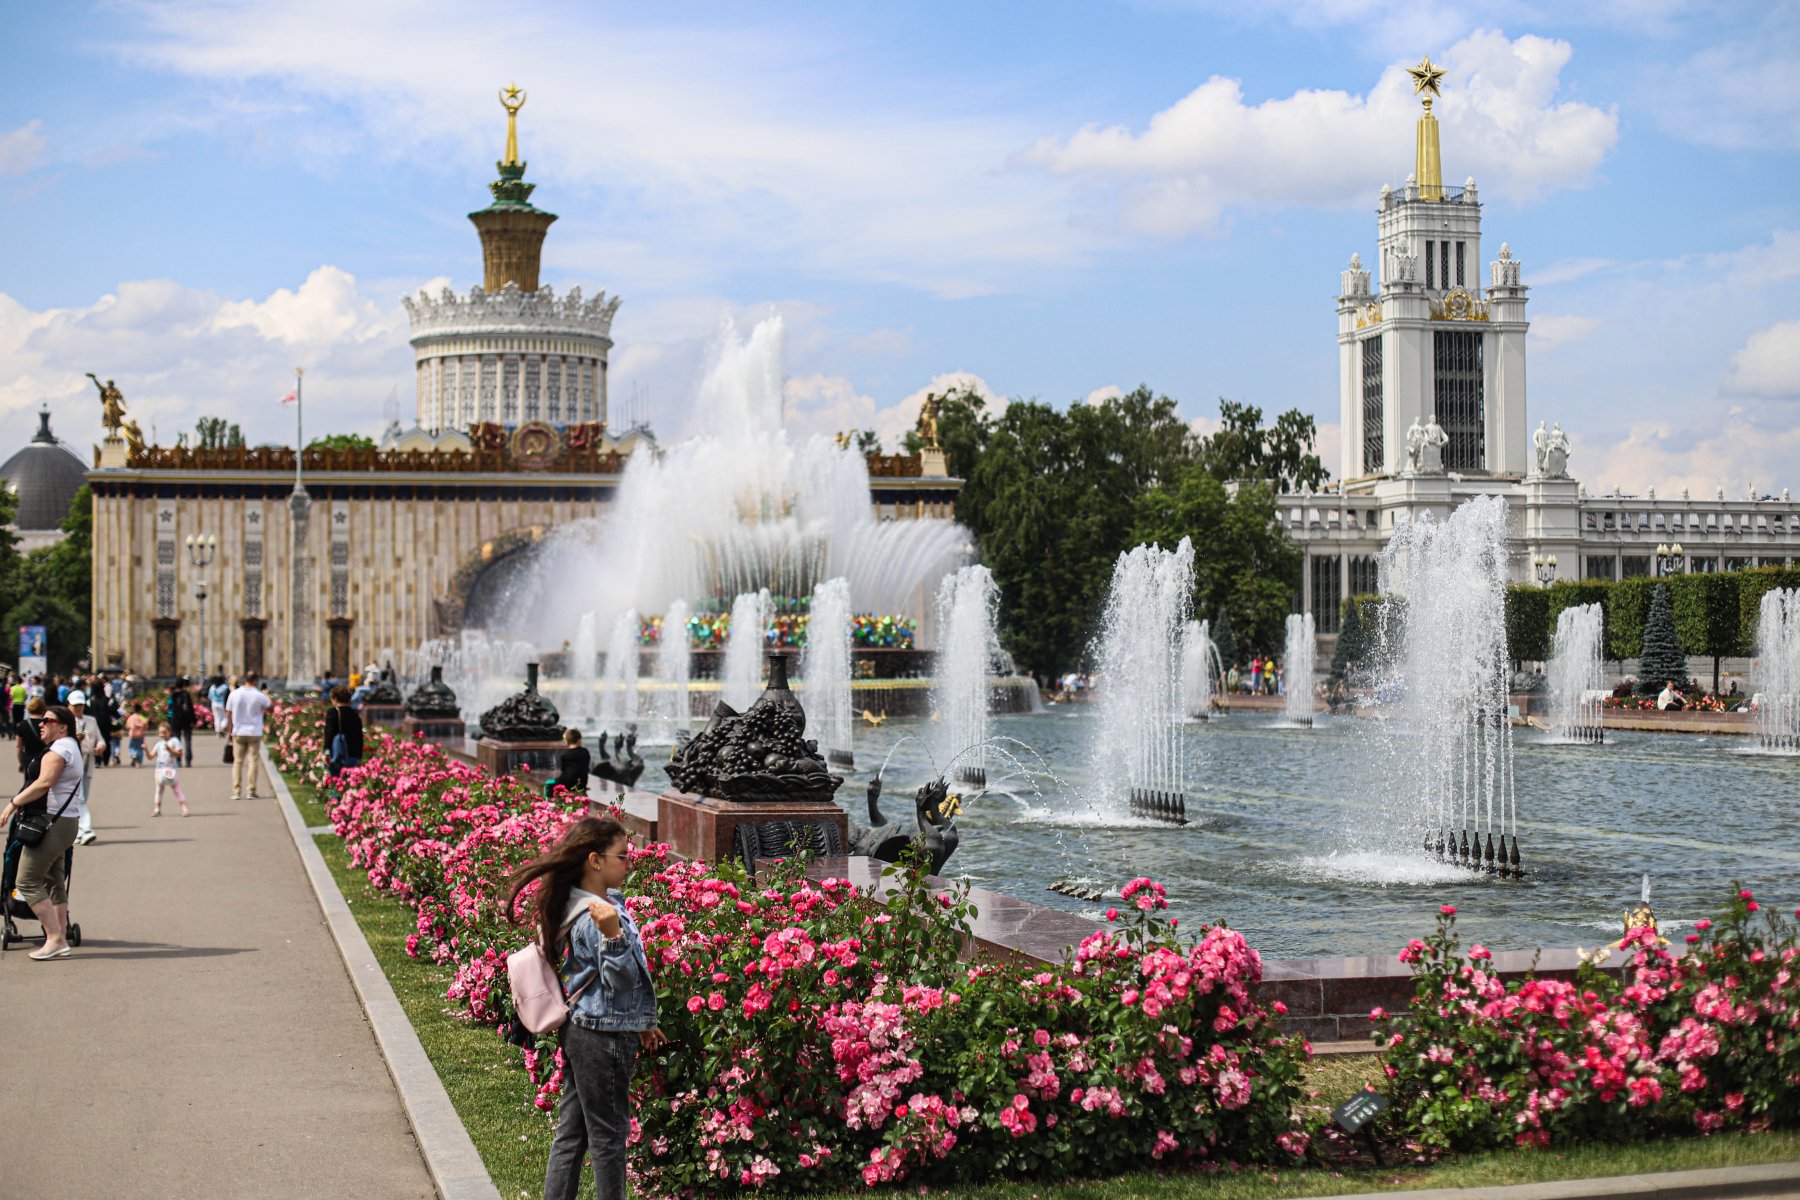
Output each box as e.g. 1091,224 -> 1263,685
1442,242 -> 1451,290
1456,241 -> 1466,287
1653,513 -> 1666,530
1361,336 -> 1384,475
1311,555 -> 1342,634
1585,556 -> 1617,581
1425,240 -> 1435,289
1349,555 -> 1380,598
1433,330 -> 1484,470
1622,556 -> 1650,579
1603,511 -> 1616,531
1727,557 -> 1752,573
1691,557 -> 1718,574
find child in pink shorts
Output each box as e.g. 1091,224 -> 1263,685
152,721 -> 189,817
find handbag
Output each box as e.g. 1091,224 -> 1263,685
223,739 -> 235,764
13,773 -> 79,849
328,732 -> 349,767
507,917 -> 595,1034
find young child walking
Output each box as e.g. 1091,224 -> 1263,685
125,707 -> 149,766
152,721 -> 189,817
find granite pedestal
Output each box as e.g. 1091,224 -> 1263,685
360,704 -> 405,728
657,788 -> 849,866
401,714 -> 466,742
475,737 -> 565,779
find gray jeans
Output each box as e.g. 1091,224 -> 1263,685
543,1024 -> 638,1200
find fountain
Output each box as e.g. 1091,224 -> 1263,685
1371,496 -> 1522,876
1093,539 -> 1195,824
1755,588 -> 1800,754
932,565 -> 1000,788
804,577 -> 855,769
1283,612 -> 1316,728
721,589 -> 772,712
649,598 -> 693,742
570,611 -> 600,728
599,608 -> 641,727
1547,603 -> 1605,744
1181,618 -> 1220,720
402,632 -> 535,728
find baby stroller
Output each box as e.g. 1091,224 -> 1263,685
1,814 -> 82,951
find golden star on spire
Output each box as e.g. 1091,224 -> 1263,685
1408,55 -> 1446,98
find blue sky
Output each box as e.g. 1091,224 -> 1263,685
2,0 -> 1796,493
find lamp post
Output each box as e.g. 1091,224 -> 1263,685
186,533 -> 217,682
1655,542 -> 1685,577
1532,552 -> 1558,587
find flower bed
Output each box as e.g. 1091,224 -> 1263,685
1374,899 -> 1799,1153
267,704 -> 1311,1192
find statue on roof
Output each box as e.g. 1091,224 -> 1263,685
120,418 -> 145,459
87,373 -> 127,433
916,393 -> 941,451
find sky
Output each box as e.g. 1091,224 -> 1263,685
2,0 -> 1796,495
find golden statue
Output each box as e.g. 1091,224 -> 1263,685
87,373 -> 127,433
499,83 -> 527,167
834,430 -> 852,450
916,392 -> 941,451
120,417 -> 145,459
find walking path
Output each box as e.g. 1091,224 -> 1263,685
1,743 -> 436,1198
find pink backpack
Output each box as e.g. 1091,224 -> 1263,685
507,918 -> 594,1034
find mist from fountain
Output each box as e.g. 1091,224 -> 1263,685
931,565 -> 1000,787
804,577 -> 855,768
1754,588 -> 1800,754
570,611 -> 600,727
1547,603 -> 1606,744
721,588 -> 772,712
599,608 -> 641,727
1181,619 -> 1220,719
1092,539 -> 1195,822
1366,496 -> 1520,875
1283,612 -> 1317,727
648,599 -> 693,743
402,632 -> 537,729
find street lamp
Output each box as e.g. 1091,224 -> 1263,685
186,533 -> 217,682
1654,542 -> 1685,577
1532,552 -> 1558,587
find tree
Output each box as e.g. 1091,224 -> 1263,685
307,432 -> 377,451
1504,584 -> 1549,666
1670,573 -> 1740,696
853,429 -> 883,455
1329,597 -> 1364,685
195,415 -> 245,449
0,484 -> 92,674
1636,583 -> 1689,696
901,386 -> 993,480
1210,606 -> 1238,673
1194,399 -> 1329,492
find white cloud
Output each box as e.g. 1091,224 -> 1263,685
1724,319 -> 1800,400
782,374 -> 879,443
1085,385 -> 1124,405
1530,314 -> 1603,351
1647,16 -> 1800,151
1573,414 -> 1800,499
1017,31 -> 1617,235
0,120 -> 46,176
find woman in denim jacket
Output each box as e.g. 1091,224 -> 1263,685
507,816 -> 664,1200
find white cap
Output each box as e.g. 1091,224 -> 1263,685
68,690 -> 87,705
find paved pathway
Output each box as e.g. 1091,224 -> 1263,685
2,741 -> 436,1199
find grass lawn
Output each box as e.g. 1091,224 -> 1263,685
284,770 -> 1800,1200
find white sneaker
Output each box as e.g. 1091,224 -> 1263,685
74,831 -> 97,845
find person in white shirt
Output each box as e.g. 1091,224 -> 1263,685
2,706 -> 85,958
225,670 -> 275,800
1656,680 -> 1686,711
68,691 -> 105,845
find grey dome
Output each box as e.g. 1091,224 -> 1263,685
2,408 -> 88,531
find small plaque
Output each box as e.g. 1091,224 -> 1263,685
1332,1088 -> 1388,1134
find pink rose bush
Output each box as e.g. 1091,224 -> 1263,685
1375,888 -> 1800,1152
270,705 -> 1312,1192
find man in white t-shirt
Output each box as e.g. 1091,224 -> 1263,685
67,691 -> 105,844
225,671 -> 275,800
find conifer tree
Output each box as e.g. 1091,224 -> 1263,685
1211,606 -> 1238,672
1329,598 -> 1364,685
1636,582 -> 1689,696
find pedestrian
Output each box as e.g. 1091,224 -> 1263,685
8,674 -> 24,732
208,675 -> 231,741
2,705 -> 86,959
68,691 -> 104,846
166,677 -> 197,767
505,816 -> 663,1200
225,670 -> 274,799
323,685 -> 364,779
89,677 -> 117,767
150,721 -> 189,817
16,696 -> 47,784
125,706 -> 149,766
551,727 -> 591,798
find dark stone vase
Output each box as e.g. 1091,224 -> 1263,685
478,662 -> 564,742
405,665 -> 461,719
666,652 -> 841,803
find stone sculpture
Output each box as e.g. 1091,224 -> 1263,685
849,775 -> 961,875
477,662 -> 563,742
593,725 -> 646,789
1405,417 -> 1449,475
405,665 -> 461,719
666,653 -> 842,804
365,664 -> 403,706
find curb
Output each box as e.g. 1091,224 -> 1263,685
1310,1159 -> 1800,1200
268,751 -> 503,1200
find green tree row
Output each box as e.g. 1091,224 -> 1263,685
924,388 -> 1327,680
0,483 -> 93,676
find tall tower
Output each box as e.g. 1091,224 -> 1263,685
1334,57 -> 1530,483
403,85 -> 621,433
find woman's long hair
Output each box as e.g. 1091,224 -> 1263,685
505,816 -> 628,964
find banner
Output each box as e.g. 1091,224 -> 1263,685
18,624 -> 46,677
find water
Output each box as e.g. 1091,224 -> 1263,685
1548,603 -> 1605,744
1092,539 -> 1195,821
1371,496 -> 1519,873
570,611 -> 600,727
721,589 -> 771,712
400,631 -> 536,727
1283,613 -> 1316,727
1755,589 -> 1800,754
932,565 -> 1000,786
649,599 -> 693,743
804,577 -> 854,766
617,708 -> 1800,959
599,608 -> 641,727
1181,619 -> 1220,719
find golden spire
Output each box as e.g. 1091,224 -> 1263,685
499,82 -> 527,167
1408,56 -> 1445,201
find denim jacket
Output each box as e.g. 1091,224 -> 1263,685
557,887 -> 659,1033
